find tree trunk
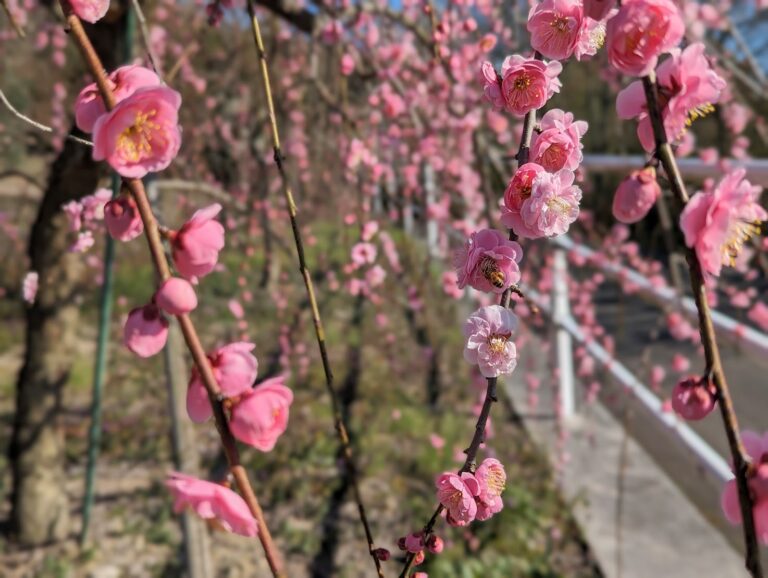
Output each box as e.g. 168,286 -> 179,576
6,12 -> 126,546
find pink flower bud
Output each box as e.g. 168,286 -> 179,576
413,551 -> 425,566
172,204 -> 226,280
229,376 -> 293,451
123,304 -> 169,358
373,548 -> 391,561
612,168 -> 661,224
426,534 -> 444,554
404,532 -> 424,553
69,0 -> 110,24
671,377 -> 717,421
155,277 -> 198,315
104,196 -> 144,241
396,537 -> 407,551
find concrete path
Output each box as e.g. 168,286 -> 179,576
505,339 -> 747,578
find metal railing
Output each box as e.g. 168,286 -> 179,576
525,247 -> 734,484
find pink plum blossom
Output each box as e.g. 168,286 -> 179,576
426,535 -> 444,554
75,65 -> 161,133
350,242 -> 377,267
502,163 -> 582,238
489,55 -> 562,116
165,472 -> 257,537
573,15 -> 607,61
155,277 -> 198,316
671,353 -> 690,373
671,376 -> 717,421
69,0 -> 110,24
616,43 -> 726,152
531,108 -> 588,172
474,458 -> 506,520
748,302 -> 768,332
435,471 -> 480,526
463,305 -> 518,378
479,61 -> 504,110
453,229 -> 523,294
123,303 -> 169,358
104,196 -> 144,241
527,0 -> 585,61
229,376 -> 293,451
172,204 -> 226,280
187,342 -> 258,423
442,271 -> 464,299
679,169 -> 766,277
404,532 -> 424,553
501,162 -> 547,238
92,86 -> 182,179
63,200 -> 83,232
606,0 -> 684,77
519,169 -> 582,238
22,271 -> 38,305
612,167 -> 661,224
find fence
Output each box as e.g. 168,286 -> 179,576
520,233 -> 768,486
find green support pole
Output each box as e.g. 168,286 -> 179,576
79,173 -> 119,547
80,6 -> 135,546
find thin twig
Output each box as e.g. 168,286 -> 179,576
165,43 -> 197,84
129,0 -> 165,81
58,4 -> 286,576
398,82 -> 540,578
642,72 -> 763,578
0,88 -> 93,146
245,3 -> 384,577
1,0 -> 25,37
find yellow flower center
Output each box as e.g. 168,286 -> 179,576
546,196 -> 572,216
486,469 -> 506,496
551,16 -> 569,32
685,103 -> 716,127
488,335 -> 507,354
722,220 -> 762,267
117,109 -> 159,163
514,74 -> 532,91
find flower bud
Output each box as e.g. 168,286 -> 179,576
155,277 -> 198,315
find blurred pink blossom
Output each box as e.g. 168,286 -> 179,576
166,472 -> 257,537
230,376 -> 293,451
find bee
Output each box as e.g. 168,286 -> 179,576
480,257 -> 505,289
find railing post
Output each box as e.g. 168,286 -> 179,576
423,163 -> 438,257
552,248 -> 575,419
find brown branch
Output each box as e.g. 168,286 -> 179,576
58,4 -> 286,577
245,3 -> 384,577
641,73 -> 763,578
398,75 -> 540,578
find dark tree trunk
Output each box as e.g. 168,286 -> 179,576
6,11 -> 126,546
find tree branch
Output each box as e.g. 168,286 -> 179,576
641,72 -> 763,578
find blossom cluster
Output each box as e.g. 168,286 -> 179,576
604,0 -> 765,280
63,13 -> 293,536
436,458 -> 507,526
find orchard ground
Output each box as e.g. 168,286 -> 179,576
0,206 -> 602,578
